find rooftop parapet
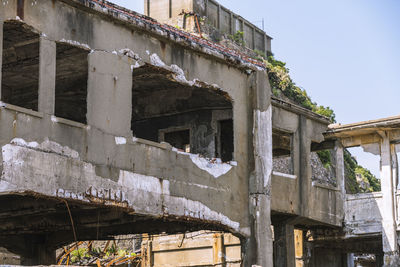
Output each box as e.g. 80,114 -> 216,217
144,0 -> 272,56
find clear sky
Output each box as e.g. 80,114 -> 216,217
111,0 -> 400,177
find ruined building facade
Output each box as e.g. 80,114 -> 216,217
0,0 -> 399,266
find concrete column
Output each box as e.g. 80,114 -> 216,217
230,13 -> 234,34
310,248 -> 345,267
347,253 -> 355,267
20,244 -> 55,265
273,223 -> 295,267
252,28 -> 255,50
0,19 -> 3,100
212,233 -> 225,266
87,51 -> 132,136
17,236 -> 56,265
299,115 -> 311,218
244,71 -> 273,267
376,253 -> 384,266
335,141 -> 346,195
141,239 -> 153,267
334,141 -> 346,220
217,4 -> 221,30
392,148 -> 398,222
380,133 -> 399,266
38,37 -> 56,114
392,148 -> 398,191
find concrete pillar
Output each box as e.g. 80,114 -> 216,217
87,51 -> 132,136
347,253 -> 355,267
273,223 -> 295,267
376,253 -> 384,266
0,19 -> 3,99
217,4 -> 221,30
38,37 -> 56,114
335,141 -> 346,219
252,28 -> 255,50
392,148 -> 398,222
17,236 -> 56,265
263,34 -> 267,57
141,239 -> 152,267
212,233 -> 225,266
310,248 -> 345,267
380,133 -> 399,266
230,13 -> 234,34
144,0 -> 150,16
20,244 -> 55,265
335,141 -> 346,195
392,149 -> 399,191
299,115 -> 311,218
244,71 -> 273,267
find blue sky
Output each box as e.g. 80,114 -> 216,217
111,0 -> 400,177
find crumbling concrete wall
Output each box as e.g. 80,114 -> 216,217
0,1 -> 352,265
270,101 -> 344,227
0,0 -> 275,264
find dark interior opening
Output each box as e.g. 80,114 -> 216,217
1,21 -> 40,111
55,42 -> 89,124
273,130 -> 292,157
218,119 -> 234,162
131,64 -> 233,159
273,129 -> 293,174
163,129 -> 190,152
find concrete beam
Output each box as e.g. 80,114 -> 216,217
38,37 -> 56,114
340,133 -> 381,148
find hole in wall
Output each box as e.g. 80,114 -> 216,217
55,42 -> 89,124
131,64 -> 234,161
1,21 -> 40,111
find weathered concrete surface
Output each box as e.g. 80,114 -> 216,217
345,193 -> 383,237
0,0 -> 363,266
380,134 -> 399,266
38,37 -> 56,115
0,0 -> 272,265
270,99 -> 344,228
87,51 -> 133,136
327,117 -> 400,267
245,71 -> 273,267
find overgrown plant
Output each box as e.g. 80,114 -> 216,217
229,30 -> 245,46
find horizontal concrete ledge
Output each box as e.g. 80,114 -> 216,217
0,102 -> 43,118
272,171 -> 297,180
346,192 -> 383,201
271,97 -> 331,124
50,115 -> 87,129
132,137 -> 172,150
312,182 -> 339,191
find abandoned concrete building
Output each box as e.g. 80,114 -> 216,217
0,0 -> 399,266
